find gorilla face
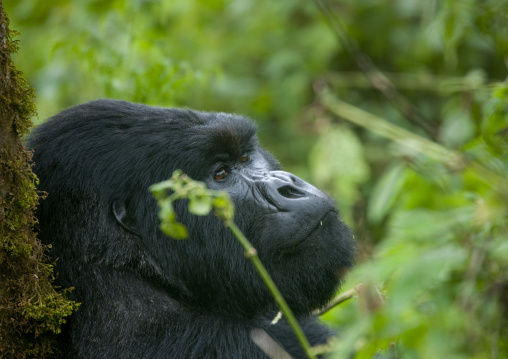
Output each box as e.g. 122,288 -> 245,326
110,107 -> 357,318
213,167 -> 354,317
29,99 -> 354,323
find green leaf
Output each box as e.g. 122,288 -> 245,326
188,195 -> 213,216
213,193 -> 231,209
213,194 -> 234,221
367,163 -> 407,224
160,222 -> 188,240
158,201 -> 176,222
149,180 -> 174,193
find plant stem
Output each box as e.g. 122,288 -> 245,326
319,89 -> 463,166
319,90 -> 508,195
227,222 -> 316,359
312,283 -> 364,317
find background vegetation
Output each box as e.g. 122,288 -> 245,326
6,0 -> 508,357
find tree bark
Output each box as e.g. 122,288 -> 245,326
0,3 -> 78,358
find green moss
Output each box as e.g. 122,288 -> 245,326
0,9 -> 79,359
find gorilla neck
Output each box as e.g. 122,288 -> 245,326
67,267 -> 329,358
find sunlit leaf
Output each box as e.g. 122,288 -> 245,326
160,222 -> 188,240
367,163 -> 406,224
188,195 -> 212,216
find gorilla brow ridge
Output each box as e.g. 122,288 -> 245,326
197,115 -> 257,160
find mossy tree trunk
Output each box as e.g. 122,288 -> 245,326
0,3 -> 78,358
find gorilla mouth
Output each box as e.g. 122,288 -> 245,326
309,210 -> 337,236
286,210 -> 338,251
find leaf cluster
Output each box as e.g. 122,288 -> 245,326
149,170 -> 233,239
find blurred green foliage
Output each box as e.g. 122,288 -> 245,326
6,0 -> 508,357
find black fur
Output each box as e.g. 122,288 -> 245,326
28,100 -> 355,358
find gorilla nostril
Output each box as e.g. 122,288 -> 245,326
277,185 -> 305,199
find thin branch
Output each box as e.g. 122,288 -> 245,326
318,88 -> 508,196
312,284 -> 364,316
250,329 -> 294,359
227,222 -> 316,359
317,88 -> 464,167
313,0 -> 438,138
325,71 -> 492,93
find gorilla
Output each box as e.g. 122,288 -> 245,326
28,100 -> 354,359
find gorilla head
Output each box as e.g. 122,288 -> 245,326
28,99 -> 354,358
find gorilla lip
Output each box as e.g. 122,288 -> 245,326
286,210 -> 337,251
310,210 -> 337,236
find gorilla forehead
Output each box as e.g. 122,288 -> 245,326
182,111 -> 258,161
31,100 -> 259,185
45,99 -> 257,146
90,101 -> 258,164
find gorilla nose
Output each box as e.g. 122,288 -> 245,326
261,171 -> 322,210
268,171 -> 306,199
277,185 -> 306,199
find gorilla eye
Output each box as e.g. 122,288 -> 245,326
214,168 -> 228,181
240,153 -> 249,163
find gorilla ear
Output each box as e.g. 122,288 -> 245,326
112,200 -> 141,237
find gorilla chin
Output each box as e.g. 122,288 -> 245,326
288,210 -> 339,249
28,99 -> 355,359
